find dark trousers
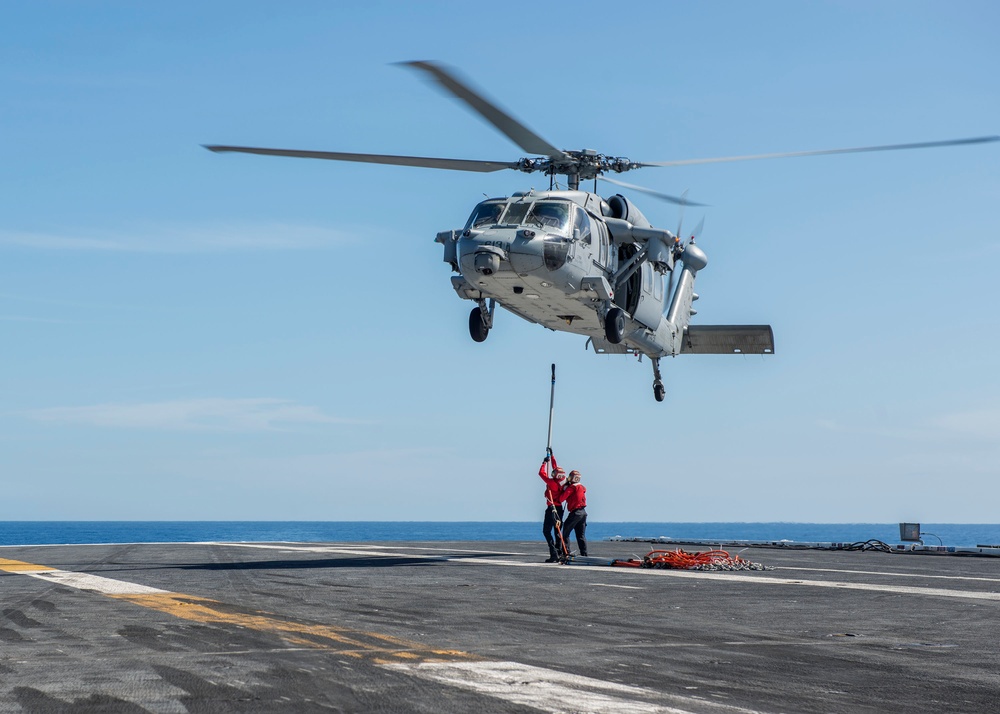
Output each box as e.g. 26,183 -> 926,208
562,508 -> 588,556
542,504 -> 565,558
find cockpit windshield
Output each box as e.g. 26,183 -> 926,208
465,200 -> 506,229
500,201 -> 530,226
464,198 -> 573,234
525,201 -> 571,232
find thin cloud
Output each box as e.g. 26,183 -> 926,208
817,408 -> 1000,443
814,418 -> 924,440
932,408 -> 1000,441
28,398 -> 361,432
0,223 -> 353,253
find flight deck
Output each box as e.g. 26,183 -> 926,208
2,540 -> 999,713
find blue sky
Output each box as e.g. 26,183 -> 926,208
2,2 -> 998,522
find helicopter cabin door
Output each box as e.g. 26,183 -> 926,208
572,206 -> 595,262
593,212 -> 610,268
615,244 -> 641,316
632,262 -> 662,329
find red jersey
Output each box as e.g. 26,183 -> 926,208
538,455 -> 564,506
562,483 -> 587,511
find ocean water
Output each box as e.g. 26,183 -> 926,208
1,522 -> 999,547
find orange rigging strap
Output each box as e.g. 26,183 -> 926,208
611,548 -> 768,571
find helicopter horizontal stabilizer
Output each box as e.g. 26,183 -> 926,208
681,325 -> 774,355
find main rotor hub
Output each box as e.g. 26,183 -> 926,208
517,151 -> 640,181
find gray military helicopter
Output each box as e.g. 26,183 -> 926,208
206,61 -> 997,402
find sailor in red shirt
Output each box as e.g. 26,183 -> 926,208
560,470 -> 588,556
538,448 -> 567,562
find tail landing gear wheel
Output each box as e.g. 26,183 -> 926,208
604,307 -> 626,344
652,357 -> 665,402
469,307 -> 489,342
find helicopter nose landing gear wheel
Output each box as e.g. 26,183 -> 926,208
604,307 -> 626,344
469,308 -> 489,342
652,357 -> 665,402
469,298 -> 495,343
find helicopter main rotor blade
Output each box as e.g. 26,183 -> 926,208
636,135 -> 1000,168
203,145 -> 519,173
599,175 -> 706,207
400,60 -> 570,162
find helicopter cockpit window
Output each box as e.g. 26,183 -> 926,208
525,201 -> 571,233
465,201 -> 506,230
573,206 -> 592,244
500,201 -> 531,226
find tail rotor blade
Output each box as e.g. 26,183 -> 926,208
688,217 -> 706,244
675,189 -> 690,240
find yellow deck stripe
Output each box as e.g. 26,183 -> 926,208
3,556 -> 473,663
0,558 -> 56,572
110,592 -> 474,661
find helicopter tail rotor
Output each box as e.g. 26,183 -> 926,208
666,190 -> 689,305
668,215 -> 706,306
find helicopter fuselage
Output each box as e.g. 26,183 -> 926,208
437,187 -> 773,402
438,189 -> 689,358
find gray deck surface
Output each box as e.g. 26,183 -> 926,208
2,540 -> 999,713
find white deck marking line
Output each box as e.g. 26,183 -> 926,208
20,569 -> 169,595
516,563 -> 1000,602
382,661 -> 764,714
371,544 -> 537,556
203,542 -> 534,556
214,543 -> 569,570
211,544 -> 456,560
778,566 -> 1000,583
591,583 -> 644,590
217,543 -> 1000,603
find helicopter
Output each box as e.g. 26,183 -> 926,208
205,61 -> 998,402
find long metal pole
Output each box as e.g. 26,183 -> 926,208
544,363 -> 569,560
546,363 -> 556,452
